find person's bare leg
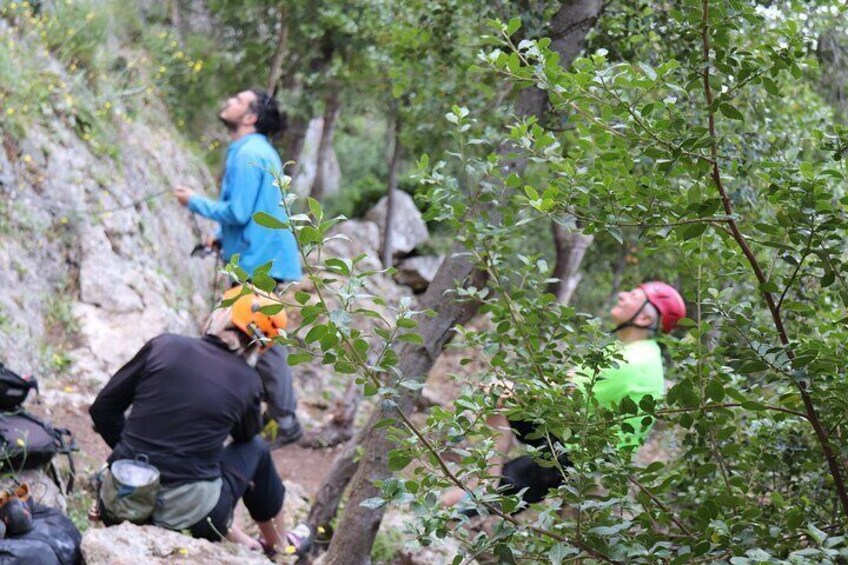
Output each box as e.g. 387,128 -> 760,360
256,504 -> 287,550
227,525 -> 262,551
442,412 -> 515,507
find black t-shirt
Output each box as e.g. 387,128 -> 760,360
89,333 -> 262,485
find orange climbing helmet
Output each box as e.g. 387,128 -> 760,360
222,286 -> 287,350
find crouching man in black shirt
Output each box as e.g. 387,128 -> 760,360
90,286 -> 310,556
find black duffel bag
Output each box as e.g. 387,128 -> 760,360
0,502 -> 82,565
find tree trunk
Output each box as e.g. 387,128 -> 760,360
817,29 -> 848,120
282,115 -> 309,178
310,90 -> 342,201
305,3 -> 604,560
381,110 -> 402,268
547,223 -> 594,304
302,425 -> 367,555
322,250 -> 488,565
266,7 -> 289,95
518,0 -> 604,303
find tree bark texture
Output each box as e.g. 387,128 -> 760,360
266,7 -> 289,96
516,0 -> 604,303
310,90 -> 342,201
547,222 -> 594,304
283,115 -> 309,177
817,29 -> 848,120
381,111 -> 402,268
321,250 -> 488,565
302,425 -> 366,557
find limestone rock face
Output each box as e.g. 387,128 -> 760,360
395,255 -> 444,292
0,99 -> 214,391
364,192 -> 429,259
81,523 -> 270,565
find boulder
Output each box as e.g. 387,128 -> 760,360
394,255 -> 444,292
364,192 -> 429,258
0,470 -> 66,512
81,522 -> 270,565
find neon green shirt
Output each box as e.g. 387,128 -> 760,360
571,340 -> 664,447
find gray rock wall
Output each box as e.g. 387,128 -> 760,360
0,106 -> 216,396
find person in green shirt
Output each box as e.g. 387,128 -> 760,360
443,281 -> 685,511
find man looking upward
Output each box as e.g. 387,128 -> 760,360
174,89 -> 303,446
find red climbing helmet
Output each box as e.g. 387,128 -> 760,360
639,281 -> 686,333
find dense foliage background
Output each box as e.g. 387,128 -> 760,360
3,0 -> 848,563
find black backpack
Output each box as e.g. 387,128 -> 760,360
0,413 -> 77,493
0,365 -> 37,412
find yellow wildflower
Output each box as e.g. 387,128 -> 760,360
285,546 -> 296,555
15,439 -> 24,447
6,108 -> 14,115
22,154 -> 32,163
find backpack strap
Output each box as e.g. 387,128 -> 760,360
52,427 -> 77,493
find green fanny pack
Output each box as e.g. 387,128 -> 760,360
99,455 -> 160,524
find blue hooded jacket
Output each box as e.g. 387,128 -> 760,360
188,133 -> 302,282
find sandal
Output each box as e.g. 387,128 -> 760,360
285,523 -> 313,556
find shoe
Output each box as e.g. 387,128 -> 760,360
255,524 -> 313,559
265,415 -> 303,449
285,523 -> 313,557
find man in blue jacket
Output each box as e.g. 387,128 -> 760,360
174,89 -> 303,446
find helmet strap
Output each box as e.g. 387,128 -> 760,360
611,299 -> 660,335
246,322 -> 268,348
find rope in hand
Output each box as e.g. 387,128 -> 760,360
23,189 -> 173,218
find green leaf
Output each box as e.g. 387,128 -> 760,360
388,451 -> 412,471
759,281 -> 780,293
253,212 -> 287,229
397,333 -> 424,344
719,103 -> 744,121
359,497 -> 386,510
549,542 -> 578,565
304,325 -> 327,344
397,318 -> 418,329
287,352 -> 313,366
506,17 -> 521,35
295,291 -> 311,305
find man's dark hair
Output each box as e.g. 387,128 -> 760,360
248,89 -> 287,137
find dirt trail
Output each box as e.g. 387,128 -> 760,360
43,400 -> 338,499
